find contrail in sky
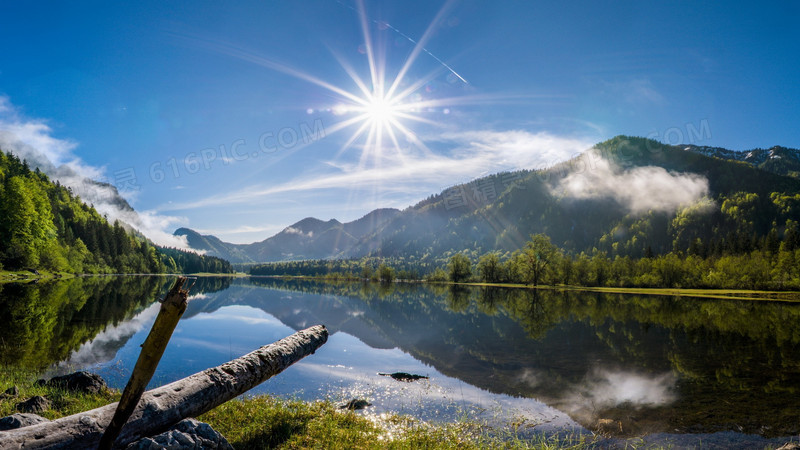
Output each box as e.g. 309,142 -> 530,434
379,20 -> 469,84
336,0 -> 469,85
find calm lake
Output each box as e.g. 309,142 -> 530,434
1,275 -> 799,446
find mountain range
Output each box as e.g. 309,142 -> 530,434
176,136 -> 800,263
684,144 -> 800,178
175,208 -> 401,263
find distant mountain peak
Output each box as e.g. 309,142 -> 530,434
684,144 -> 800,178
176,208 -> 401,263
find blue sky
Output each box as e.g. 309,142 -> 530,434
1,1 -> 798,244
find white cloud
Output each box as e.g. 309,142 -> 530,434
439,129 -> 593,170
284,226 -> 312,237
554,157 -> 709,214
0,96 -> 191,249
163,129 -> 597,211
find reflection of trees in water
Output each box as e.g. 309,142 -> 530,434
476,286 -> 502,315
246,278 -> 800,437
0,276 -> 169,370
445,286 -> 470,312
475,288 -> 800,437
189,276 -> 233,295
20,275 -> 798,436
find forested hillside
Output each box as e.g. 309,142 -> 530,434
346,136 -> 800,259
0,150 -> 232,274
250,137 -> 800,289
192,137 -> 800,268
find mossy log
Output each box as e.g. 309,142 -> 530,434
0,325 -> 328,449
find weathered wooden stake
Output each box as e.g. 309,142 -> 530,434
0,325 -> 328,449
98,276 -> 190,449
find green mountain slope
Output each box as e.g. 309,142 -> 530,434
180,136 -> 800,264
347,136 -> 800,259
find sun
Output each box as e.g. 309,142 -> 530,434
363,93 -> 395,125
288,0 -> 472,166
201,0 -> 469,166
335,81 -> 421,163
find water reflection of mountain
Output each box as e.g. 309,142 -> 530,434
186,278 -> 800,438
184,282 -> 395,350
7,276 -> 799,438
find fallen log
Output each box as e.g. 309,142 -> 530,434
0,324 -> 328,449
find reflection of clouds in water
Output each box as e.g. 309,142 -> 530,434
168,337 -> 234,354
584,369 -> 676,408
558,368 -> 676,422
187,293 -> 209,302
54,302 -> 161,373
189,308 -> 283,327
517,368 -> 542,388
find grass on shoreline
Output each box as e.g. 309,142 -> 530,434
0,370 -> 600,449
0,368 -> 117,420
460,281 -> 800,302
557,285 -> 800,302
254,274 -> 800,302
201,396 -> 601,449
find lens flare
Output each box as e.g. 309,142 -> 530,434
191,0 -> 482,168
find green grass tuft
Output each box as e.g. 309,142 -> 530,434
199,395 -> 603,449
0,367 -> 119,420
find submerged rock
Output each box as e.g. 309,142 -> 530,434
16,396 -> 51,414
36,371 -> 108,394
378,372 -> 429,382
339,399 -> 372,410
595,418 -> 623,436
126,418 -> 233,449
0,413 -> 50,431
